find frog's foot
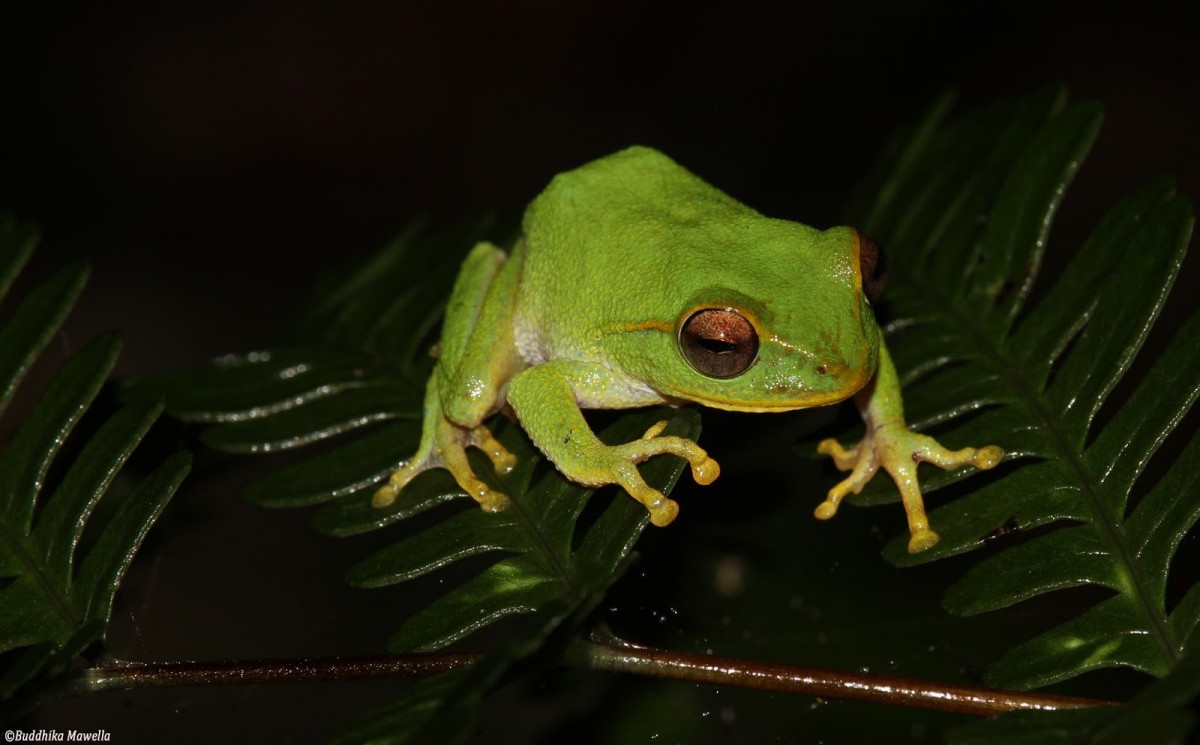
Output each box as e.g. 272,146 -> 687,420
816,429 -> 1003,553
578,421 -> 720,527
373,418 -> 517,513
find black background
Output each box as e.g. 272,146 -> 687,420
2,1 -> 1198,743
4,1 -> 1198,373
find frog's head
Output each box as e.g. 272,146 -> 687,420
649,222 -> 887,412
524,146 -> 887,412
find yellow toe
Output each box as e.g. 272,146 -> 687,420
814,501 -> 838,520
648,498 -> 680,527
907,528 -> 940,553
372,485 -> 397,508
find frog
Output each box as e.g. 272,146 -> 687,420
372,146 -> 1003,553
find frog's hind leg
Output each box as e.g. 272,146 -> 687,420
436,416 -> 515,512
372,377 -> 443,508
372,375 -> 516,511
372,241 -> 524,512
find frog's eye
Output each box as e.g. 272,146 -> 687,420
679,308 -> 759,378
857,231 -> 888,303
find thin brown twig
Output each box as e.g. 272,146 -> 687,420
63,641 -> 1117,718
577,638 -> 1119,717
76,651 -> 480,695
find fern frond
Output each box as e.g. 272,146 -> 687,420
0,216 -> 190,702
838,89 -> 1197,689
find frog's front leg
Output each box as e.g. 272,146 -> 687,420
815,342 -> 1003,553
507,360 -> 720,526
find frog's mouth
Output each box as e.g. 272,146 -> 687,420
687,373 -> 872,413
669,343 -> 876,413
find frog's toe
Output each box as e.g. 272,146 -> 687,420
691,456 -> 720,485
641,420 -> 670,440
974,445 -> 1004,469
470,424 -> 519,475
607,459 -> 681,526
477,490 -> 512,513
373,457 -> 434,508
813,500 -> 839,520
817,437 -> 860,471
907,528 -> 940,553
372,483 -> 399,508
647,496 -> 680,527
442,444 -> 513,514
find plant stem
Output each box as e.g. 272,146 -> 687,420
65,642 -> 1115,717
74,652 -> 480,696
575,639 -> 1118,717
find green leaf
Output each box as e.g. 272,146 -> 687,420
824,88 -> 1197,690
0,217 -> 190,701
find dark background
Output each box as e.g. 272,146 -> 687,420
5,1 -> 1198,373
2,1 -> 1198,743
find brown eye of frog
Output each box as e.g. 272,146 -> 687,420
678,308 -> 759,378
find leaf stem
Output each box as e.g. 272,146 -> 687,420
574,638 -> 1118,717
73,652 -> 480,695
54,642 -> 1115,718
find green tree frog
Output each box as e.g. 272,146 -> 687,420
373,146 -> 1002,553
